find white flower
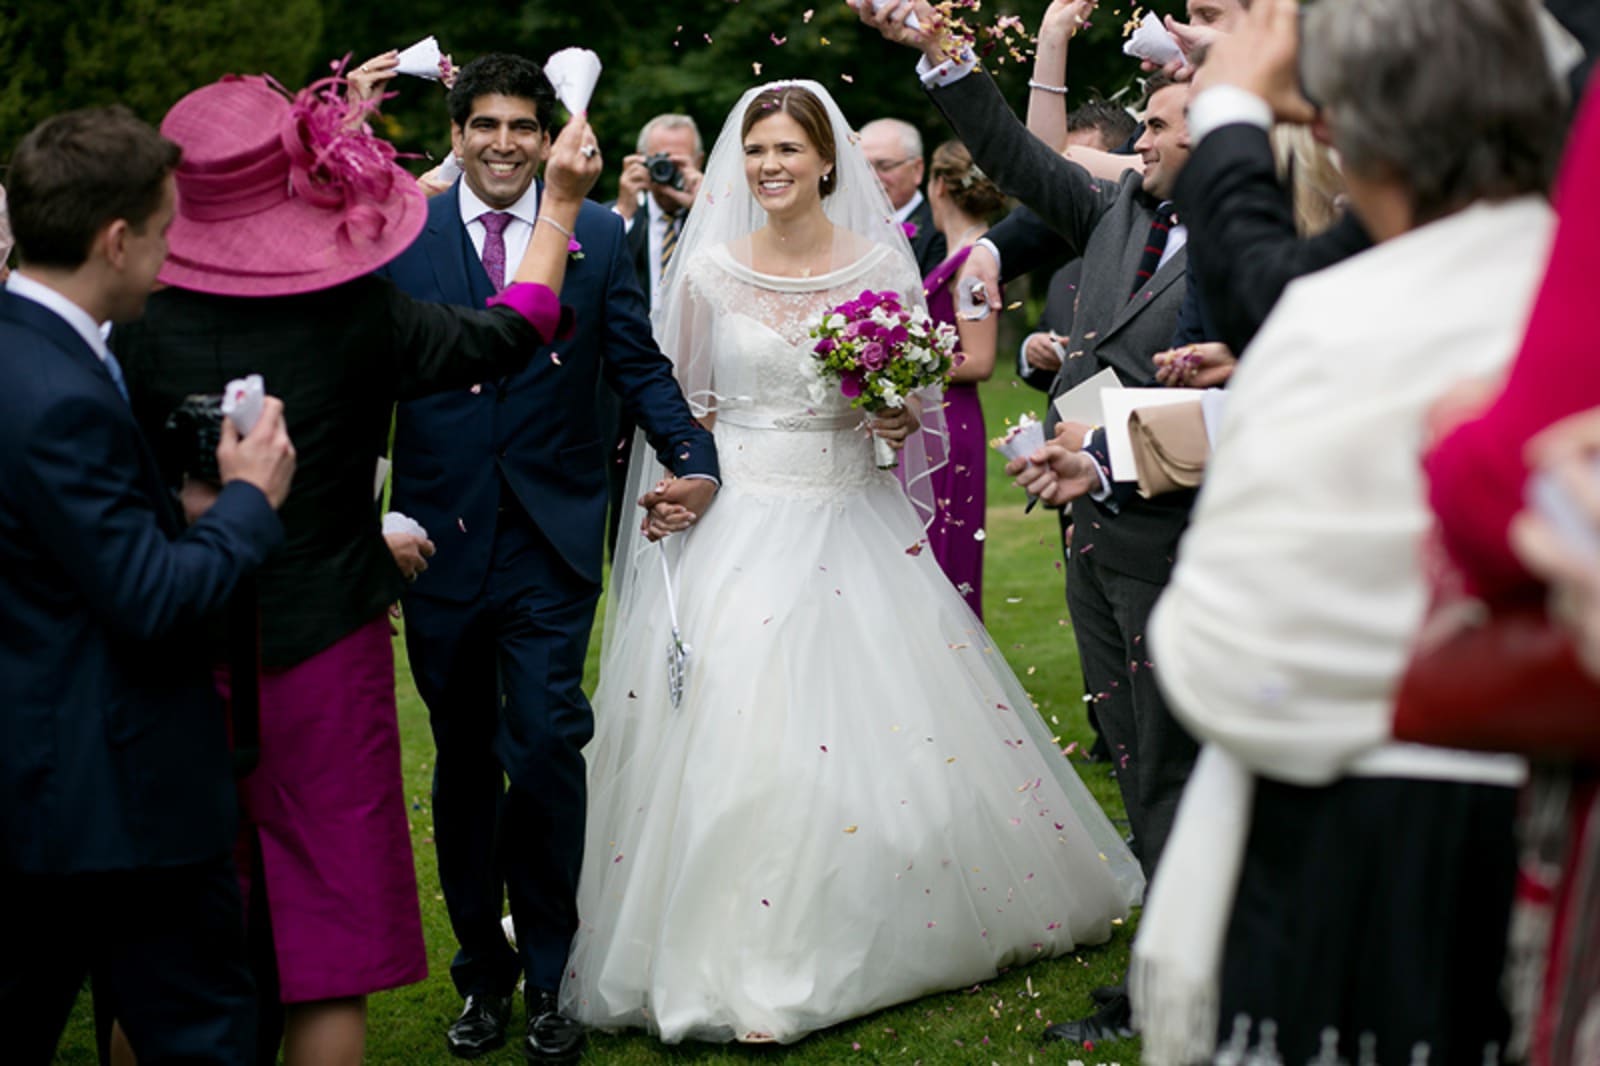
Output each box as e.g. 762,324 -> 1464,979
880,382 -> 903,407
870,306 -> 899,330
826,313 -> 846,331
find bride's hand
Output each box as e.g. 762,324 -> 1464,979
639,477 -> 717,541
871,405 -> 921,451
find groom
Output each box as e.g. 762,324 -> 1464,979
381,53 -> 718,1062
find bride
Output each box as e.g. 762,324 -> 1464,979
559,80 -> 1143,1045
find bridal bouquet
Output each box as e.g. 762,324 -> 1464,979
809,289 -> 959,469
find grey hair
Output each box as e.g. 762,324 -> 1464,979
635,114 -> 703,157
0,185 -> 11,266
860,118 -> 923,159
1301,0 -> 1563,225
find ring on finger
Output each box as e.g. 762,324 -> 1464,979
580,144 -> 598,159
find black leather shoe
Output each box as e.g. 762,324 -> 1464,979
524,989 -> 586,1063
1042,992 -> 1136,1044
1088,983 -> 1124,1006
447,993 -> 512,1059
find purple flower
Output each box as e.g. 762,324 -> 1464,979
814,336 -> 837,356
840,371 -> 863,398
860,341 -> 887,371
568,237 -> 584,261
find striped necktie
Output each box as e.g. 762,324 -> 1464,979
659,210 -> 685,279
1130,201 -> 1176,300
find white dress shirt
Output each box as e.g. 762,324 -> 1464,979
457,180 -> 540,278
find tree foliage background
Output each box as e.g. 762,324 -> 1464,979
5,0 -> 1181,183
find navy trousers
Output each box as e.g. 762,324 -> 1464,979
2,855 -> 256,1065
404,502 -> 600,996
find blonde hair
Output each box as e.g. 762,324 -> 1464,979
1272,125 -> 1345,237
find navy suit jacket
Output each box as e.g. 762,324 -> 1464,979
381,183 -> 717,596
0,289 -> 283,875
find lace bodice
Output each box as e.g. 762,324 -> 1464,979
679,243 -> 922,495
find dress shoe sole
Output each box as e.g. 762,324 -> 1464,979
446,1032 -> 507,1060
521,1041 -> 585,1065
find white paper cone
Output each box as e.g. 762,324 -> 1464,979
869,0 -> 921,32
382,511 -> 429,540
1122,13 -> 1183,68
544,48 -> 603,116
395,35 -> 447,80
992,416 -> 1046,463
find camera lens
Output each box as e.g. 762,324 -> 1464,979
645,153 -> 685,191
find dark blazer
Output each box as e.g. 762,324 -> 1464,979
381,183 -> 717,595
0,290 -> 283,875
905,194 -> 948,277
1173,122 -> 1371,355
929,69 -> 1192,584
622,204 -> 658,307
117,278 -> 543,667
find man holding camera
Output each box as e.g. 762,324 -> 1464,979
612,113 -> 704,310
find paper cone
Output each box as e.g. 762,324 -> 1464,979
544,48 -> 603,116
395,35 -> 446,80
1122,13 -> 1183,67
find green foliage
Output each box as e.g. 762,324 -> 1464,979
0,0 -> 325,161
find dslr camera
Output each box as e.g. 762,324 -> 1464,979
643,152 -> 686,191
162,393 -> 227,484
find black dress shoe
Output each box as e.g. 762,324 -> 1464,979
447,993 -> 512,1059
1041,992 -> 1136,1045
1088,983 -> 1124,1006
524,989 -> 586,1063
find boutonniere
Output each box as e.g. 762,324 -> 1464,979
902,221 -> 919,240
568,238 -> 585,261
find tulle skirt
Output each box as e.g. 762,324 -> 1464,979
561,453 -> 1141,1044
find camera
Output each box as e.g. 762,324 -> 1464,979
644,152 -> 685,191
162,393 -> 226,484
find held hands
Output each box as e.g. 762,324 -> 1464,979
544,115 -> 603,205
1198,0 -> 1315,123
217,396 -> 296,510
639,477 -> 718,542
1153,342 -> 1236,387
385,532 -> 436,581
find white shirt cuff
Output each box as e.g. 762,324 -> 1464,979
916,49 -> 978,88
1083,428 -> 1113,501
1188,85 -> 1274,145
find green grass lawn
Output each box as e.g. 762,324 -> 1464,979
56,374 -> 1141,1064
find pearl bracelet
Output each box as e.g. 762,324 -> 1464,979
1027,79 -> 1068,95
537,215 -> 574,239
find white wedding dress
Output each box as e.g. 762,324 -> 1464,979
560,242 -> 1143,1044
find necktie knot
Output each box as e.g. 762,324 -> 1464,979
478,211 -> 513,292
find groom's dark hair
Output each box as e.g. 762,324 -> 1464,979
448,54 -> 559,133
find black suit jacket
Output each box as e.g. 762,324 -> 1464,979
1172,122 -> 1371,355
117,277 -> 543,668
0,289 -> 283,874
905,195 -> 948,278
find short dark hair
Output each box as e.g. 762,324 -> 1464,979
7,106 -> 179,270
1068,99 -> 1138,151
741,85 -> 838,197
447,54 -> 559,133
1140,71 -> 1185,110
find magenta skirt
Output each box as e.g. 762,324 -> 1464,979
225,616 -> 427,1003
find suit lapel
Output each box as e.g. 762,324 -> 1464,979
1103,244 -> 1188,343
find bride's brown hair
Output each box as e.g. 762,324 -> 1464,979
740,85 -> 838,197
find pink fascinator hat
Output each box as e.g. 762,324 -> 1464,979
158,72 -> 426,297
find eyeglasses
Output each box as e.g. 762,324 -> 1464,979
870,156 -> 917,175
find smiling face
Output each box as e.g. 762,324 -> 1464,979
1134,83 -> 1192,202
742,111 -> 834,221
451,93 -> 549,210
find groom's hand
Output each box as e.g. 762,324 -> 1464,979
639,477 -> 717,541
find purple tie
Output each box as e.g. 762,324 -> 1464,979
479,211 -> 513,292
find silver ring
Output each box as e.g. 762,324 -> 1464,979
580,145 -> 598,159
